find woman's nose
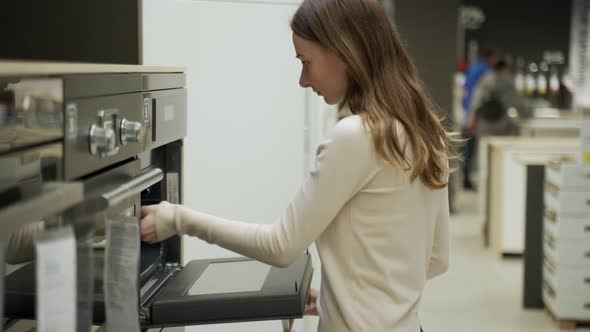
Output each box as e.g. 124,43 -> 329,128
299,71 -> 311,88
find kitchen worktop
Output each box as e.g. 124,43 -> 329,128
0,60 -> 185,76
487,136 -> 579,149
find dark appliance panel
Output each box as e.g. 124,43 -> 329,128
64,92 -> 145,180
144,89 -> 187,150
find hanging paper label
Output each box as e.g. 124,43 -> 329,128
36,226 -> 77,332
104,217 -> 141,332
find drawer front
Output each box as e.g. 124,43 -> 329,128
560,191 -> 590,214
544,190 -> 590,215
544,233 -> 590,266
547,164 -> 590,191
543,280 -> 590,320
544,211 -> 590,240
543,256 -> 590,296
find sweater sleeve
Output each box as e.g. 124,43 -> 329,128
426,185 -> 450,279
154,116 -> 379,267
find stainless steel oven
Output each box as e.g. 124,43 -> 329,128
1,66 -> 312,332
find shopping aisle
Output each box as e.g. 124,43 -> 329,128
420,191 -> 590,332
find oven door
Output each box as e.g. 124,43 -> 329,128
5,157 -> 313,329
3,158 -> 167,325
68,159 -> 313,328
83,161 -> 313,329
1,142 -> 84,330
81,159 -> 172,325
0,142 -> 83,254
144,253 -> 313,329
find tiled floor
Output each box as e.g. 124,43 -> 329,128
420,190 -> 590,332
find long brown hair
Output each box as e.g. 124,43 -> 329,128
291,0 -> 457,189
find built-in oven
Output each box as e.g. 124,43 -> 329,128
0,76 -> 83,262
1,66 -> 312,332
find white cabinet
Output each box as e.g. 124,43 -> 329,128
486,137 -> 579,257
542,161 -> 590,321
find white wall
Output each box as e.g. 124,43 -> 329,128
143,0 -> 332,331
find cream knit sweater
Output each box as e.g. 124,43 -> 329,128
155,115 -> 450,332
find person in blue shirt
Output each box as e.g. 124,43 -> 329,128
461,47 -> 498,190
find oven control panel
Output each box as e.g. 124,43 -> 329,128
62,73 -> 185,181
89,110 -> 119,157
88,110 -> 145,157
64,93 -> 146,180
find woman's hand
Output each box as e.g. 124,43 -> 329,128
140,205 -> 159,244
140,201 -> 180,243
304,288 -> 319,316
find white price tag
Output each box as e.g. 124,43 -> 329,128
104,217 -> 141,332
35,226 -> 77,332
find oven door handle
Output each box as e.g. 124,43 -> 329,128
101,168 -> 164,207
0,182 -> 84,240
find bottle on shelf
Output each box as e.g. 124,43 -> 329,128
514,57 -> 526,94
548,65 -> 561,107
537,61 -> 549,98
525,62 -> 538,97
559,67 -> 573,110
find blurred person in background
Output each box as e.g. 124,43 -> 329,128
461,47 -> 498,190
469,60 -> 533,137
468,59 -> 532,246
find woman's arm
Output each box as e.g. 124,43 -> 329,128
141,117 -> 379,267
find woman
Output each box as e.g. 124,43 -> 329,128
140,0 -> 454,331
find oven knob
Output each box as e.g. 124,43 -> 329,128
120,118 -> 144,145
89,123 -> 118,157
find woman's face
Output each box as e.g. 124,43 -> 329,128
293,33 -> 348,105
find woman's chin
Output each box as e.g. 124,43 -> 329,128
323,96 -> 339,105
